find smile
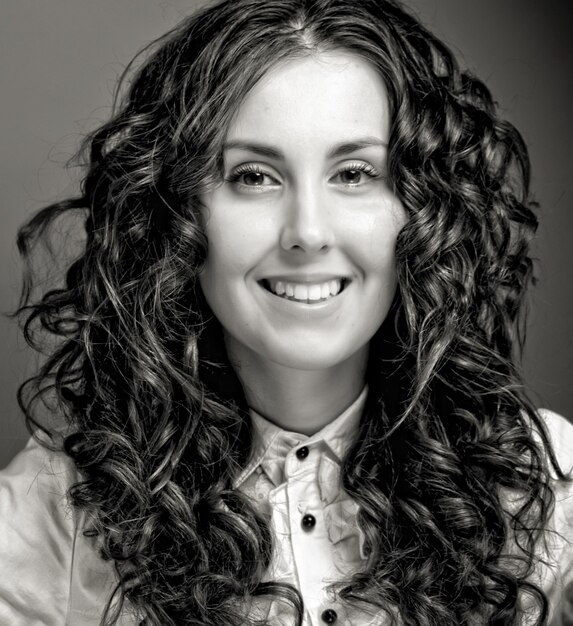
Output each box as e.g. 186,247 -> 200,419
259,278 -> 350,303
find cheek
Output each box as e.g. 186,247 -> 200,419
201,214 -> 250,283
200,192 -> 276,281
203,231 -> 248,280
198,223 -> 248,327
353,203 -> 406,281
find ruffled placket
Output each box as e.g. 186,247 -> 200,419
236,387 -> 389,625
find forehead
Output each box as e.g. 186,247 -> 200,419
226,50 -> 391,148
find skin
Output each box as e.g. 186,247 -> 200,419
200,50 -> 407,434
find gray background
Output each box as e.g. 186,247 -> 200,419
1,1 -> 572,468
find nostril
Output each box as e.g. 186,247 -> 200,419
288,243 -> 330,253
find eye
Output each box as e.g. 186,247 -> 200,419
226,164 -> 280,191
331,162 -> 381,187
339,169 -> 364,185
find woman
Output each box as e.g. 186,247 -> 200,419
1,0 -> 572,624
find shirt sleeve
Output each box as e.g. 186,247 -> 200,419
537,410 -> 573,626
0,436 -> 78,626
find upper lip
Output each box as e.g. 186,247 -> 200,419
259,274 -> 351,283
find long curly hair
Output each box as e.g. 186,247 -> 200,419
15,0 -> 569,624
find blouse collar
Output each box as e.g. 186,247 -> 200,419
234,386 -> 368,488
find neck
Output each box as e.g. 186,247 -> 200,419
225,337 -> 368,435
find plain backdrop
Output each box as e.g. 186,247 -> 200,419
1,0 -> 572,468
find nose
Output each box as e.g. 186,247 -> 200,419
279,184 -> 335,254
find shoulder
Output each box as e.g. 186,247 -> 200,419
526,410 -> 573,624
0,434 -> 78,532
533,408 -> 573,540
537,408 -> 573,473
0,436 -> 78,624
529,409 -> 573,537
0,437 -> 136,625
1,432 -> 77,493
0,435 -> 79,531
537,409 -> 573,539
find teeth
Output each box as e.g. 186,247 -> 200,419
265,279 -> 346,301
294,285 -> 307,301
308,285 -> 322,300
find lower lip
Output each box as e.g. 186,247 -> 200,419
257,281 -> 350,316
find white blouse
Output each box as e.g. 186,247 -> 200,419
0,395 -> 572,626
236,387 -> 375,625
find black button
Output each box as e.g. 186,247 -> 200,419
296,446 -> 309,460
321,608 -> 338,624
301,514 -> 316,529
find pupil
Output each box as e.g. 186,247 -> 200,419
343,170 -> 361,184
244,172 -> 264,185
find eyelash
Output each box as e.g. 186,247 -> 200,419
333,161 -> 381,185
225,161 -> 382,189
226,164 -> 276,186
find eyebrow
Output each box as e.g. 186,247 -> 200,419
223,137 -> 388,160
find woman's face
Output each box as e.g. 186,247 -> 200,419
199,50 -> 407,372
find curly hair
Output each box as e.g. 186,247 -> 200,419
15,0 -> 569,624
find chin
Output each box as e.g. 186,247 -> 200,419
260,338 -> 364,372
